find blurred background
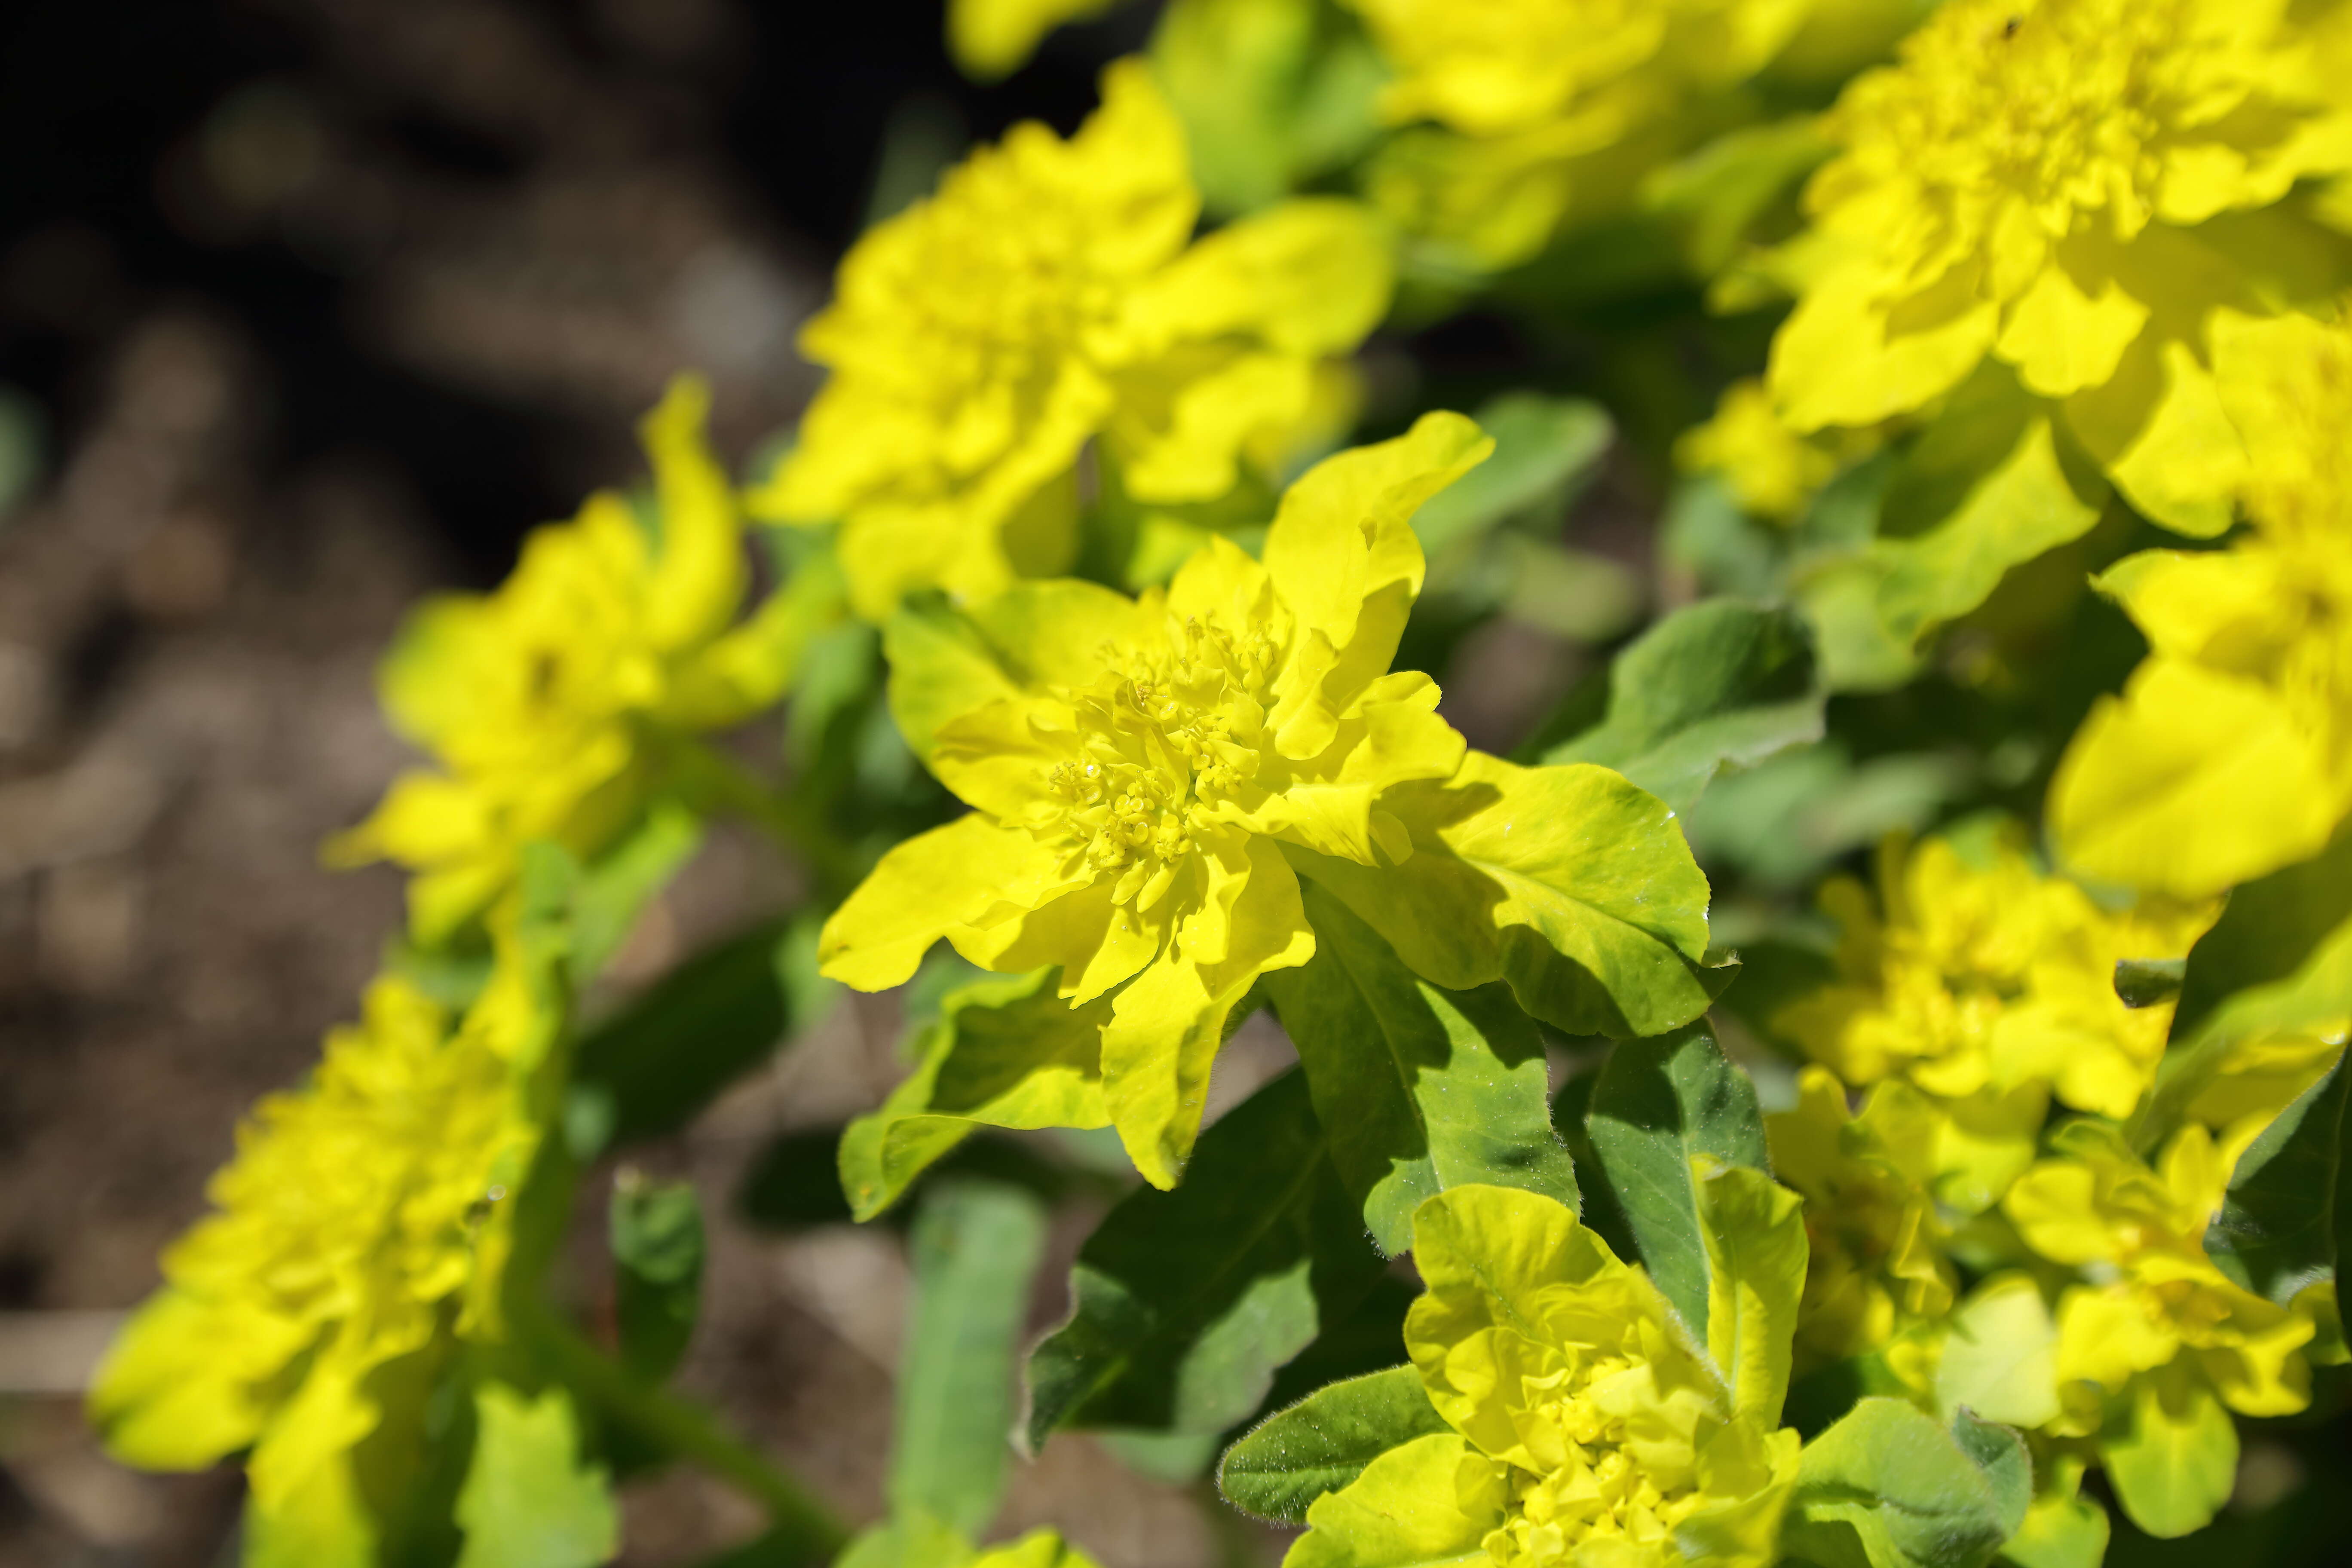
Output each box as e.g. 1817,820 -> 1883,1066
0,3 -> 1290,1563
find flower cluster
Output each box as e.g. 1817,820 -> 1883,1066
90,947 -> 552,1558
2008,1122 -> 2315,1435
1290,1187 -> 1800,1568
1766,0 -> 2352,533
821,413 -> 1720,1185
1769,830 -> 2216,1208
329,376 -> 820,944
750,62 -> 1393,619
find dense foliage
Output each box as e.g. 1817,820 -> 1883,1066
88,2 -> 2352,1566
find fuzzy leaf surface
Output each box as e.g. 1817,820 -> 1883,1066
1217,1364 -> 1450,1526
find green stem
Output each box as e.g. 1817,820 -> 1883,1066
528,1306 -> 848,1559
679,740 -> 863,905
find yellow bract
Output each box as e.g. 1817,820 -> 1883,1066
2006,1124 -> 2314,1428
328,377 -> 812,946
750,61 -> 1395,620
89,951 -> 550,1553
1767,0 -> 2352,535
1344,0 -> 1813,268
1766,1066 -> 1954,1366
818,414 -> 1490,1185
948,0 -> 1122,80
1772,831 -> 2216,1209
2051,312 -> 2352,896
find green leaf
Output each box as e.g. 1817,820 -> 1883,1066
881,597 -> 1022,768
1694,1161 -> 1806,1424
1933,1274 -> 2061,1431
1950,1411 -> 2033,1541
2207,1054 -> 2351,1304
454,1383 -> 619,1568
1149,0 -> 1385,217
831,1516 -> 976,1568
738,1127 -> 1112,1232
570,915 -> 805,1154
1251,1274 -> 1418,1421
2135,893 -> 2352,1152
891,1179 -> 1050,1538
2113,958 -> 2186,1009
1287,753 -> 1728,1040
1217,1365 -> 1451,1526
1268,883 -> 1578,1256
1781,1397 -> 2027,1568
1583,1024 -> 1770,1338
1024,1071 -> 1384,1451
1795,361 -> 2108,693
839,970 -> 1115,1222
1682,742 -> 1974,892
1409,393 -> 1612,560
570,801 -> 706,984
609,1173 -> 704,1383
1286,1432 -> 1500,1568
1541,600 -> 1824,816
2098,1363 -> 2237,1540
2174,820 -> 2352,1039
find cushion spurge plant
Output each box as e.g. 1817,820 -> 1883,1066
80,14 -> 2352,1568
818,413 -> 1724,1187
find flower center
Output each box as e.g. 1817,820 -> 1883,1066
1481,1365 -> 1705,1568
1041,616 -> 1280,907
1837,0 -> 2275,255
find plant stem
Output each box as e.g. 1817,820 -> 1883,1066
529,1307 -> 848,1560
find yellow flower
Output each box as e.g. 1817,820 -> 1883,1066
1766,0 -> 2352,535
819,415 -> 1722,1186
1675,377 -> 1871,522
749,61 -> 1395,620
1766,1066 -> 1955,1366
2051,311 -> 2352,897
1772,830 -> 2216,1209
2006,1122 -> 2313,1427
1289,1187 -> 1800,1568
948,0 -> 1123,80
89,953 -> 551,1556
328,377 -> 821,944
1344,0 -> 1815,268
